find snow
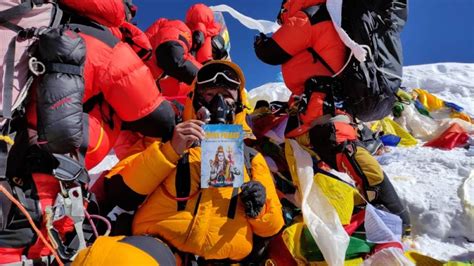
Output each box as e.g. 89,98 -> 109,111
247,82 -> 290,109
387,63 -> 474,261
91,63 -> 474,262
379,147 -> 474,260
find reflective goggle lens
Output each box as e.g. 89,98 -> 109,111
196,64 -> 241,89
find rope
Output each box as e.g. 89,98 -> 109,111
84,208 -> 112,237
0,185 -> 64,266
331,50 -> 354,78
84,209 -> 99,238
332,45 -> 404,81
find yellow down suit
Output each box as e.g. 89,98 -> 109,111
106,60 -> 284,261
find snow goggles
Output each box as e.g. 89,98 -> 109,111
196,64 -> 241,90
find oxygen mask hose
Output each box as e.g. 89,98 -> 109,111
0,185 -> 64,266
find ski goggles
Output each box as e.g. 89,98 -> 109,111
196,64 -> 241,90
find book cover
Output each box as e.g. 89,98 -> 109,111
201,124 -> 244,188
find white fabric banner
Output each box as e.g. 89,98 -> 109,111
210,4 -> 280,34
211,2 -> 367,62
288,139 -> 349,266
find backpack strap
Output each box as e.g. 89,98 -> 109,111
227,187 -> 239,219
0,179 -> 13,231
67,23 -> 119,48
61,11 -> 119,48
0,122 -> 13,179
243,145 -> 258,179
302,4 -> 337,76
306,48 -> 336,75
2,39 -> 16,120
175,153 -> 191,211
0,0 -> 60,32
0,0 -> 38,25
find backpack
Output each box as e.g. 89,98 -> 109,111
0,2 -> 105,263
311,0 -> 408,122
0,0 -> 63,185
0,1 -> 62,127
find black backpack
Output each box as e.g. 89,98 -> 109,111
311,0 -> 408,122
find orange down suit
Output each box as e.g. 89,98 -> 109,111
254,1 -> 411,228
254,0 -> 347,128
105,61 -> 284,261
255,0 -> 346,96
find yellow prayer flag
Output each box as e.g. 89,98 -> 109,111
314,172 -> 357,225
371,118 -> 418,147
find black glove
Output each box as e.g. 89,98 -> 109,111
240,181 -> 266,218
253,32 -> 268,47
191,30 -> 205,55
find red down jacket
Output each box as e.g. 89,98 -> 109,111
27,0 -> 175,169
0,1 -> 176,264
110,21 -> 153,61
185,3 -> 222,63
254,0 -> 346,96
60,0 -> 126,27
145,18 -> 201,104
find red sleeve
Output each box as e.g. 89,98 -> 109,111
272,11 -> 312,56
120,22 -> 152,60
102,42 -> 164,122
300,92 -> 326,125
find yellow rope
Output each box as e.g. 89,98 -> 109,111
0,135 -> 14,145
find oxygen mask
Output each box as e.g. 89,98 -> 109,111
197,93 -> 235,124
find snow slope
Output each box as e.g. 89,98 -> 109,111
246,63 -> 474,261
92,63 -> 474,262
389,63 -> 474,261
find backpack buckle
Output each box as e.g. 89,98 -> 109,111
28,57 -> 46,76
17,27 -> 37,41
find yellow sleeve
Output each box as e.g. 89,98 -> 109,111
247,153 -> 285,237
106,141 -> 180,195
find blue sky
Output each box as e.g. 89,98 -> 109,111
134,0 -> 474,90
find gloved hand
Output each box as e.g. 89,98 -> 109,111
253,33 -> 268,47
191,30 -> 205,54
240,181 -> 266,218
